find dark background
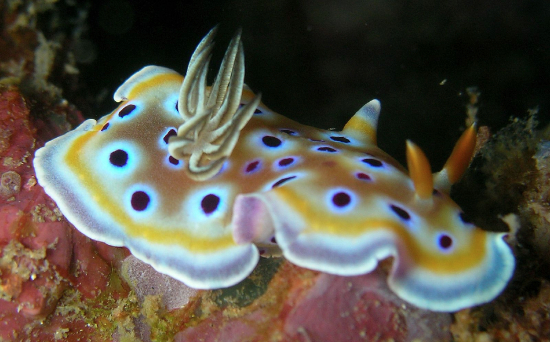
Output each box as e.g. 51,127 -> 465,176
55,0 -> 550,167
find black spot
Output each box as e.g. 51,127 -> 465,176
332,192 -> 351,207
459,212 -> 473,224
101,123 -> 110,131
433,189 -> 441,196
163,129 -> 177,144
262,136 -> 282,147
245,160 -> 260,173
118,104 -> 136,118
168,156 -> 180,165
259,249 -> 266,255
109,149 -> 128,167
270,236 -> 277,244
390,205 -> 410,220
330,136 -> 351,143
362,158 -> 383,167
439,235 -> 453,249
254,108 -> 262,114
201,194 -> 220,214
272,176 -> 296,188
131,191 -> 150,211
280,129 -> 296,135
175,101 -> 179,112
356,172 -> 371,181
317,146 -> 338,153
278,158 -> 294,167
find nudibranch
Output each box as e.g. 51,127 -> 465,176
34,27 -> 515,312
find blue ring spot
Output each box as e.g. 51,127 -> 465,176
158,127 -> 178,148
262,135 -> 282,148
163,129 -> 177,144
330,136 -> 350,143
125,184 -> 158,216
356,172 -> 371,181
316,146 -> 338,153
118,104 -> 136,118
131,191 -> 150,211
201,194 -> 220,215
390,204 -> 411,221
272,176 -> 297,188
435,233 -> 455,253
163,154 -> 184,170
109,149 -> 128,167
332,192 -> 351,207
326,188 -> 356,213
244,160 -> 261,174
362,158 -> 383,167
99,141 -> 140,176
273,156 -> 299,171
184,186 -> 232,222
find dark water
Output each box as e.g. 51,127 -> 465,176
58,0 -> 550,167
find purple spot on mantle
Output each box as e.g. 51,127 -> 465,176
163,129 -> 177,144
272,176 -> 296,188
245,160 -> 260,173
439,234 -> 453,249
278,158 -> 294,167
119,104 -> 136,118
332,192 -> 351,207
390,205 -> 410,220
201,194 -> 220,215
317,146 -> 338,153
262,136 -> 282,148
356,172 -> 371,181
168,156 -> 180,165
362,158 -> 383,167
131,191 -> 150,211
109,149 -> 128,167
330,136 -> 351,143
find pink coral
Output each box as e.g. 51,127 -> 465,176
283,270 -> 451,341
0,87 -> 130,341
0,88 -> 72,336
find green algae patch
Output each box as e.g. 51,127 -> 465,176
210,257 -> 283,308
51,285 -> 140,340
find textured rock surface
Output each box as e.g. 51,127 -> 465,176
121,255 -> 199,311
174,262 -> 452,342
